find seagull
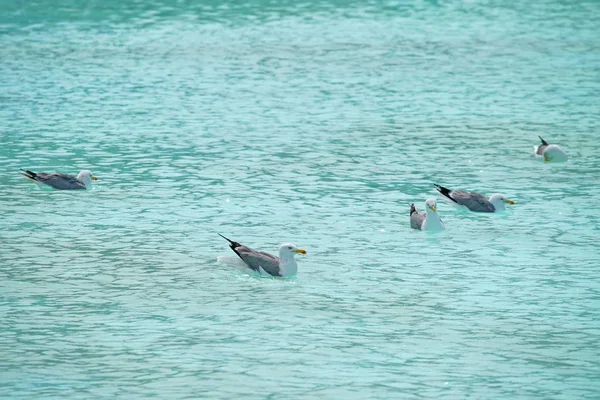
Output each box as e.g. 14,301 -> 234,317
218,234 -> 306,277
20,169 -> 98,190
535,136 -> 568,162
410,199 -> 445,231
434,184 -> 513,212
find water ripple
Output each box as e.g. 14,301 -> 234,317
2,0 -> 600,398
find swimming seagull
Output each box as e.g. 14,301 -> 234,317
410,199 -> 445,231
434,184 -> 514,213
535,136 -> 568,162
218,234 -> 306,277
20,169 -> 98,190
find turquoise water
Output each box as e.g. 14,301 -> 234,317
2,0 -> 600,398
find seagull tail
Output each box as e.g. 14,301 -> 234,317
434,184 -> 457,203
218,233 -> 235,243
20,168 -> 37,181
218,233 -> 246,262
539,136 -> 549,146
218,233 -> 242,249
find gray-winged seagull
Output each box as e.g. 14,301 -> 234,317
410,199 -> 445,231
434,184 -> 513,212
218,234 -> 306,277
21,169 -> 98,190
535,136 -> 568,162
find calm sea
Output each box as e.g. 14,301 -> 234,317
1,0 -> 599,398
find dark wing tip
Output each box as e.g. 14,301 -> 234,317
410,203 -> 416,215
219,234 -> 246,262
218,233 -> 243,249
434,184 -> 458,204
20,169 -> 37,179
434,183 -> 447,193
539,136 -> 548,145
218,233 -> 233,243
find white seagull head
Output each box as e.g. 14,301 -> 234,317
77,170 -> 98,189
425,198 -> 438,213
488,194 -> 514,211
279,243 -> 307,258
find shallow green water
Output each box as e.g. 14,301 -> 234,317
1,0 -> 600,398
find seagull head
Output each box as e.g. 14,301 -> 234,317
77,170 -> 98,188
425,198 -> 438,213
279,243 -> 307,258
489,194 -> 514,210
543,145 -> 568,163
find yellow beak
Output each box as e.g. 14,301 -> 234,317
430,205 -> 436,212
92,176 -> 98,181
295,249 -> 307,255
505,199 -> 515,205
544,155 -> 549,162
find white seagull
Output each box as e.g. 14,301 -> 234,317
535,136 -> 568,162
410,198 -> 445,231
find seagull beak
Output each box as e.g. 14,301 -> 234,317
92,176 -> 98,181
295,249 -> 307,255
430,205 -> 436,212
505,199 -> 515,205
544,155 -> 549,162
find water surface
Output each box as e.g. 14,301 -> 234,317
1,0 -> 600,398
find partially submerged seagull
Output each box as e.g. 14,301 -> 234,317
535,136 -> 568,162
434,184 -> 513,213
20,169 -> 98,190
535,136 -> 550,156
218,234 -> 306,277
410,198 -> 445,231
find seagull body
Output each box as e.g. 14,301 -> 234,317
410,199 -> 445,231
218,234 -> 306,277
20,169 -> 97,190
535,136 -> 568,162
434,184 -> 513,213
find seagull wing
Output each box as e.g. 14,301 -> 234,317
410,204 -> 426,230
21,170 -> 85,190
